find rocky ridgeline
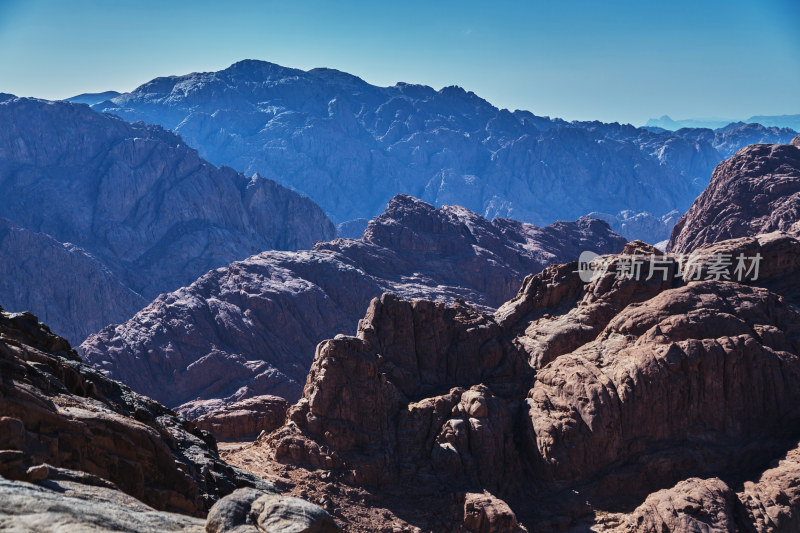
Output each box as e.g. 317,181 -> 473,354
0,95 -> 334,344
221,231 -> 800,531
669,135 -> 800,253
0,304 -> 341,532
96,60 -> 797,231
80,195 -> 626,437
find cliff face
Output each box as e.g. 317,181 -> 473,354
668,135 -> 800,253
80,195 -> 626,421
94,60 -> 797,231
224,232 -> 800,531
0,95 -> 335,343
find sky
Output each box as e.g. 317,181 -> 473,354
0,0 -> 798,125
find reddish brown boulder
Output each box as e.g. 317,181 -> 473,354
612,478 -> 743,532
461,492 -> 527,533
738,439 -> 800,532
185,395 -> 289,442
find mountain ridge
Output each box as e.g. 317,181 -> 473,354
0,95 -> 335,343
94,59 -> 798,232
80,194 -> 626,423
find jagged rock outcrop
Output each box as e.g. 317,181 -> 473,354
80,195 -> 626,424
0,95 -> 334,343
94,60 -> 796,231
223,231 -> 800,531
0,304 -> 272,517
668,135 -> 800,253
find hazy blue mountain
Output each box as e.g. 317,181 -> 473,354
0,95 -> 334,343
587,209 -> 680,244
94,60 -> 797,233
65,90 -> 122,105
745,114 -> 800,132
645,115 -> 734,130
647,113 -> 800,132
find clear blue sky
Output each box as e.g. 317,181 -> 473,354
1,0 -> 798,125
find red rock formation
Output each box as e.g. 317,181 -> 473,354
81,195 -> 625,423
225,232 -> 800,531
668,135 -> 800,253
187,396 -> 290,442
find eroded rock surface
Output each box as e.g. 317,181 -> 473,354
224,232 -> 800,531
81,195 -> 625,421
669,135 -> 800,253
0,305 -> 270,517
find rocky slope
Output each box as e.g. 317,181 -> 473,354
80,195 -> 626,427
0,304 -> 270,516
669,135 -> 800,253
94,60 -> 798,231
0,94 -> 334,343
222,231 -> 800,531
0,303 -> 340,532
0,218 -> 148,343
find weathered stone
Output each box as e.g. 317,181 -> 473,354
669,136 -> 800,253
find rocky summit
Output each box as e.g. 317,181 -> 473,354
94,60 -> 797,230
0,95 -> 334,344
669,135 -> 800,253
224,231 -> 800,531
79,194 -> 626,435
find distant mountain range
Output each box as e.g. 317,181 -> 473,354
90,60 -> 798,232
65,90 -> 122,105
646,113 -> 800,131
0,94 -> 334,343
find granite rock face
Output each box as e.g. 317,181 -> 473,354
0,95 -> 334,344
80,195 -> 626,423
224,231 -> 800,531
0,477 -> 206,533
94,60 -> 797,230
0,303 -> 279,518
668,135 -> 800,253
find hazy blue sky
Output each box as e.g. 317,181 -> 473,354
0,0 -> 798,124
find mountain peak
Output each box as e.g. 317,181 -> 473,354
223,59 -> 304,79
